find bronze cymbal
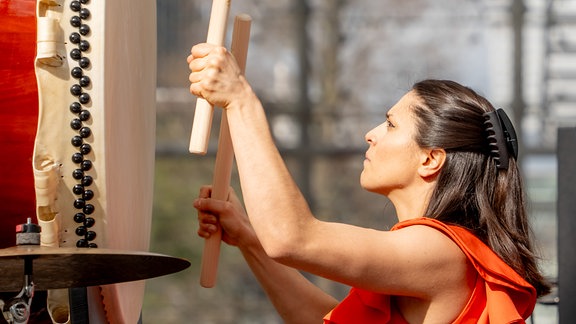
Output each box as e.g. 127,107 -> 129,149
0,245 -> 190,292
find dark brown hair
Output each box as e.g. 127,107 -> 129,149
411,79 -> 550,297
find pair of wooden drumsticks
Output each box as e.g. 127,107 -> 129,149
189,0 -> 251,288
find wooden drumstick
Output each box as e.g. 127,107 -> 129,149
189,0 -> 231,155
200,14 -> 252,288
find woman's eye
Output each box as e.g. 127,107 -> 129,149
385,119 -> 394,127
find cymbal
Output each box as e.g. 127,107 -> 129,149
0,245 -> 190,292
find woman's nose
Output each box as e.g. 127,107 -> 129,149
365,129 -> 376,144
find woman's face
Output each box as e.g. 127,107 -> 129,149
360,91 -> 425,195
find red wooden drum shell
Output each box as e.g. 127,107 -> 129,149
0,0 -> 38,249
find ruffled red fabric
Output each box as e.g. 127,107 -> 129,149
323,217 -> 536,323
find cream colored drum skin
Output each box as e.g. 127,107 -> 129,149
34,0 -> 157,323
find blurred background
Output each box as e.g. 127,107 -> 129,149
143,0 -> 573,322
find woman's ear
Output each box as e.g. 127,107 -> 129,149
418,148 -> 446,178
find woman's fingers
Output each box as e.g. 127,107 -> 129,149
198,221 -> 219,238
197,210 -> 219,238
190,43 -> 215,58
198,185 -> 212,199
188,44 -> 227,79
199,212 -> 218,224
194,186 -> 249,245
188,43 -> 244,109
196,186 -> 217,239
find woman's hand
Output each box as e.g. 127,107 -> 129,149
195,190 -> 338,324
194,185 -> 256,247
187,43 -> 251,109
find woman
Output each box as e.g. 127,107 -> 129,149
188,43 -> 550,323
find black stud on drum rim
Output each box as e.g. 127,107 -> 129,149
67,0 -> 97,248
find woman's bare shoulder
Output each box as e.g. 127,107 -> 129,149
382,225 -> 472,293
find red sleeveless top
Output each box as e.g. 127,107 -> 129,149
323,218 -> 536,323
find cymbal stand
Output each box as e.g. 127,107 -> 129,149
0,218 -> 40,324
1,257 -> 34,324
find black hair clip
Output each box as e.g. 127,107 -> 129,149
483,108 -> 518,170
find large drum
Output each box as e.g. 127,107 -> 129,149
1,0 -> 157,323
